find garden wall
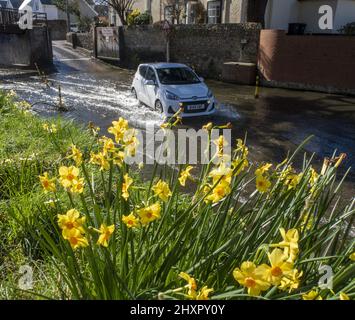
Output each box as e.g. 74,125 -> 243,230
120,23 -> 261,78
47,19 -> 67,41
258,29 -> 355,94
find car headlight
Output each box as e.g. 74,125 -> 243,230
165,90 -> 180,101
207,89 -> 213,98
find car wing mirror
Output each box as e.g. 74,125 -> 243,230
144,79 -> 156,86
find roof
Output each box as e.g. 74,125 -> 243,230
0,0 -> 8,8
144,63 -> 189,69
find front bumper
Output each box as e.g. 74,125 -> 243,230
165,97 -> 216,118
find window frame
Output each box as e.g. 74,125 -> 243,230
207,0 -> 222,24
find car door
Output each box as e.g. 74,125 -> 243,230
144,67 -> 158,108
135,65 -> 148,104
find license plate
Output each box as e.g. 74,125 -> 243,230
187,104 -> 205,111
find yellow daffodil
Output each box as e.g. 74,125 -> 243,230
112,150 -> 125,166
278,269 -> 303,293
90,152 -> 110,171
309,167 -> 319,185
122,213 -> 140,229
302,290 -> 323,300
202,122 -> 213,131
100,136 -> 116,155
196,286 -> 214,300
122,174 -> 133,200
62,228 -> 88,250
232,157 -> 249,176
96,224 -> 115,247
339,292 -> 350,300
179,272 -> 197,298
235,139 -> 249,157
138,202 -> 161,226
123,128 -> 139,156
260,248 -> 293,286
43,123 -> 57,133
178,165 -> 194,186
108,117 -> 129,143
274,228 -> 299,263
255,163 -> 272,177
209,162 -> 233,184
256,175 -> 271,193
152,180 -> 172,202
213,135 -> 228,158
349,252 -> 355,261
59,166 -> 80,188
233,261 -> 271,296
70,178 -> 85,194
39,172 -> 56,192
285,173 -> 301,189
205,180 -> 231,203
67,144 -> 83,166
57,209 -> 86,234
334,153 -> 346,168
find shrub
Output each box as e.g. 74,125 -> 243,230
339,22 -> 355,35
134,11 -> 152,25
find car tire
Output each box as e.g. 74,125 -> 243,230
131,87 -> 138,100
155,100 -> 163,113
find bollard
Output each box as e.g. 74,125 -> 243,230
255,75 -> 260,99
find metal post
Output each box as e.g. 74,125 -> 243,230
66,0 -> 70,32
166,38 -> 170,62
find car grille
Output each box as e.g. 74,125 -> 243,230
182,100 -> 208,113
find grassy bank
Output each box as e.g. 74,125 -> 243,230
0,90 -> 354,300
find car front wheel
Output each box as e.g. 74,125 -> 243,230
131,87 -> 138,100
155,100 -> 163,113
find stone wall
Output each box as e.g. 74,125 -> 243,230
0,27 -> 52,67
259,30 -> 355,94
48,19 -> 67,41
76,32 -> 93,52
120,23 -> 261,78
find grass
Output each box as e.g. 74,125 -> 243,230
0,89 -> 354,300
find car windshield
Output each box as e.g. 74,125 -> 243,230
156,67 -> 200,85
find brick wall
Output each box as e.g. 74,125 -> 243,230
121,23 -> 261,79
259,30 -> 355,93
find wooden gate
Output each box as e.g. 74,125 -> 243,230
95,26 -> 120,61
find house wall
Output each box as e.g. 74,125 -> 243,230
264,0 -> 299,29
258,29 -> 355,93
43,4 -> 59,20
298,0 -> 338,33
265,0 -> 355,33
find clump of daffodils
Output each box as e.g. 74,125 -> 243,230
233,228 -> 303,296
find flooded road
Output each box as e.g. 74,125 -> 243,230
0,40 -> 354,198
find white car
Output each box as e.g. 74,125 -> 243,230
131,63 -> 216,118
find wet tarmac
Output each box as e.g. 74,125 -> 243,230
0,40 -> 354,199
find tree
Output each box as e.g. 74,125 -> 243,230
246,0 -> 268,27
163,0 -> 185,24
99,0 -> 135,25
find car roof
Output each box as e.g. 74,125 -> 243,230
140,62 -> 189,69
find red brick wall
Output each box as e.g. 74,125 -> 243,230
258,30 -> 355,91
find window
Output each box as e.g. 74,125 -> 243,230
146,67 -> 157,82
156,67 -> 200,85
164,5 -> 174,24
207,1 -> 221,24
186,2 -> 197,24
139,65 -> 148,78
